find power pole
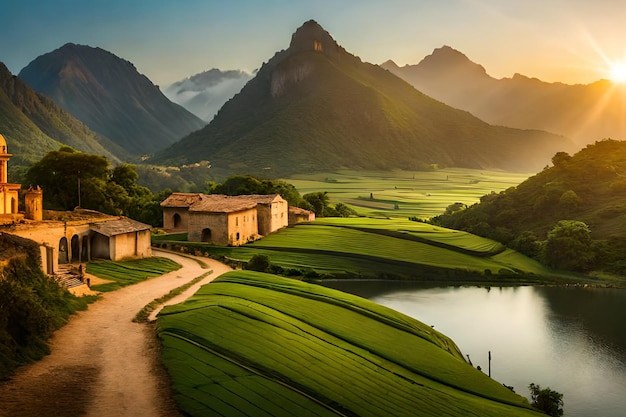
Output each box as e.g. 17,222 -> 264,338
488,350 -> 491,377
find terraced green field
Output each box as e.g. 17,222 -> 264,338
288,168 -> 530,219
157,271 -> 543,417
87,257 -> 181,292
198,218 -> 553,281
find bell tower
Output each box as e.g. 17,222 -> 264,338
0,134 -> 21,217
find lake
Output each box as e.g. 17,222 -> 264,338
323,281 -> 626,417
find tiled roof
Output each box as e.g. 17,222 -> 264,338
160,193 -> 203,208
90,217 -> 151,237
189,195 -> 258,213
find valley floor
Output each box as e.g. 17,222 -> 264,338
0,250 -> 232,417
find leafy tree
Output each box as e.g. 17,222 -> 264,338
303,192 -> 330,216
543,220 -> 594,271
212,175 -> 303,206
25,147 -> 109,210
25,149 -> 164,226
334,202 -> 357,218
528,383 -> 564,417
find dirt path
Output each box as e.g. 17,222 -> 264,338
0,250 -> 232,417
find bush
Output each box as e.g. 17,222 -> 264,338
528,383 -> 564,417
246,254 -> 271,272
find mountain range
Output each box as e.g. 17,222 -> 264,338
164,69 -> 253,122
151,20 -> 572,177
0,62 -> 121,165
18,43 -> 206,158
382,46 -> 626,146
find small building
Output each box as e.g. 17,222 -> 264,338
90,217 -> 152,261
289,206 -> 316,224
161,193 -> 291,246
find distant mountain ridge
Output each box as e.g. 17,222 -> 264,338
152,20 -> 572,178
382,46 -> 626,145
0,62 -> 121,165
164,68 -> 253,122
18,43 -> 206,157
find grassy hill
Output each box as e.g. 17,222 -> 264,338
151,20 -> 572,178
155,217 -> 559,283
432,139 -> 626,275
157,271 -> 544,416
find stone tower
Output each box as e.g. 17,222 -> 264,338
0,134 -> 21,217
25,186 -> 43,221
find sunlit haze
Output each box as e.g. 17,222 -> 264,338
3,0 -> 626,86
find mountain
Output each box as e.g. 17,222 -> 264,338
0,62 -> 122,165
18,43 -> 206,157
382,46 -> 626,146
164,69 -> 253,122
151,20 -> 573,178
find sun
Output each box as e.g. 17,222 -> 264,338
609,62 -> 626,84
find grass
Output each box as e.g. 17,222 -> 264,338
157,271 -> 543,417
185,217 -> 554,282
287,168 -> 530,219
86,257 -> 182,292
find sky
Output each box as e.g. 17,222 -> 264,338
3,0 -> 626,87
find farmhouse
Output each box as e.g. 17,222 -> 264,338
0,133 -> 152,276
161,192 -> 297,246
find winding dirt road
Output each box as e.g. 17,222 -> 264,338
0,249 -> 232,417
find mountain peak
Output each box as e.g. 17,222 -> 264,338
419,46 -> 487,76
288,20 -> 343,59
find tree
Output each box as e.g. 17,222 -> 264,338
528,383 -> 564,417
302,192 -> 330,217
543,220 -> 594,271
334,202 -> 357,218
25,147 -> 109,210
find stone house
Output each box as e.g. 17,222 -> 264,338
0,132 -> 152,274
161,193 -> 291,246
289,206 -> 316,224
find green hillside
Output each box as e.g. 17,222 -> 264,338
159,217 -> 556,282
0,62 -> 122,165
157,271 -> 543,416
433,139 -> 626,275
151,20 -> 572,178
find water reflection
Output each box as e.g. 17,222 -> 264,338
323,281 -> 626,417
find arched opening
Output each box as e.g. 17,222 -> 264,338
10,197 -> 17,214
201,228 -> 212,242
58,237 -> 69,264
173,213 -> 182,229
71,235 -> 80,263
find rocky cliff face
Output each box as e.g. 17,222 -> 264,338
19,44 -> 206,157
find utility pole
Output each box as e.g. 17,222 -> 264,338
488,350 -> 491,377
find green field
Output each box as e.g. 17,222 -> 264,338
287,168 -> 530,219
87,257 -> 181,292
180,217 -> 554,282
157,271 -> 543,417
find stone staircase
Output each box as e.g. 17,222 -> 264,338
54,264 -> 86,289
